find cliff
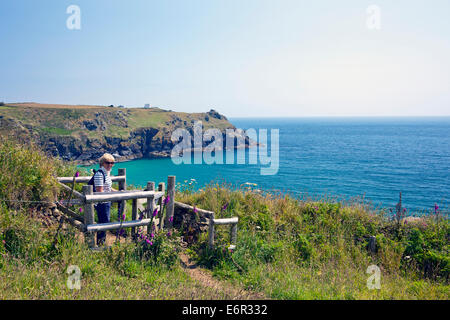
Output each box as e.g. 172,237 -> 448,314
0,103 -> 251,164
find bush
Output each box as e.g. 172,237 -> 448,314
0,205 -> 55,264
404,227 -> 449,280
0,136 -> 61,208
293,234 -> 314,262
134,230 -> 180,268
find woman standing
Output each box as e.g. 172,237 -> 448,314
93,153 -> 116,246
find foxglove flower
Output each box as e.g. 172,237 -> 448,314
434,203 -> 440,214
153,208 -> 158,217
164,195 -> 170,205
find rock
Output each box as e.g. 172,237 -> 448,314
401,216 -> 424,225
207,109 -> 227,120
148,151 -> 170,158
83,120 -> 98,131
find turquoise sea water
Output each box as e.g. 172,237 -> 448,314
84,117 -> 450,214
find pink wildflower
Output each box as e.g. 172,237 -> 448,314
434,203 -> 440,214
164,195 -> 170,205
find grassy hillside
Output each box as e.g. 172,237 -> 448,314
177,185 -> 449,299
0,136 -> 242,299
0,102 -> 239,164
0,102 -> 233,140
0,136 -> 448,299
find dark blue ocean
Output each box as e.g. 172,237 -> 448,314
86,117 -> 450,214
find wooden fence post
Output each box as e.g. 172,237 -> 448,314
117,168 -> 126,221
118,168 -> 126,190
368,236 -> 377,253
146,181 -> 155,234
83,185 -> 95,248
165,176 -> 175,229
158,182 -> 165,230
131,198 -> 138,239
230,223 -> 237,245
208,212 -> 215,249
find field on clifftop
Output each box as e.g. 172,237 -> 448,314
0,102 -> 235,164
0,102 -> 232,139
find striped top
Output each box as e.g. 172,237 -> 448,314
93,167 -> 112,193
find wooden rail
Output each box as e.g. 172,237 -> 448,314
208,213 -> 238,250
173,200 -> 238,250
86,218 -> 152,232
84,190 -> 163,203
57,175 -> 126,184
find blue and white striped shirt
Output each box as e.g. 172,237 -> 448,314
93,167 -> 112,192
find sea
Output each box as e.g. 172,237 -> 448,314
84,117 -> 450,215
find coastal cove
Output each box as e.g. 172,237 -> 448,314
82,117 -> 450,214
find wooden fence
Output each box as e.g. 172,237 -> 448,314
57,169 -> 238,250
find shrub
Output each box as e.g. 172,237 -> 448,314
0,136 -> 60,208
293,234 -> 314,262
134,230 -> 180,268
404,227 -> 449,280
0,205 -> 54,264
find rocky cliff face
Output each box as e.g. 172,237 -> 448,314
0,104 -> 252,165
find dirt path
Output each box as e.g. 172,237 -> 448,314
179,252 -> 267,300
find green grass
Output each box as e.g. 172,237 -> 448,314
39,127 -> 74,136
0,206 -> 232,299
0,136 -> 247,299
0,136 -> 448,299
127,110 -> 171,129
177,182 -> 449,300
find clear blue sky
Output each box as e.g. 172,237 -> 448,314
1,0 -> 449,117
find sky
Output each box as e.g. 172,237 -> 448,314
0,0 -> 449,117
